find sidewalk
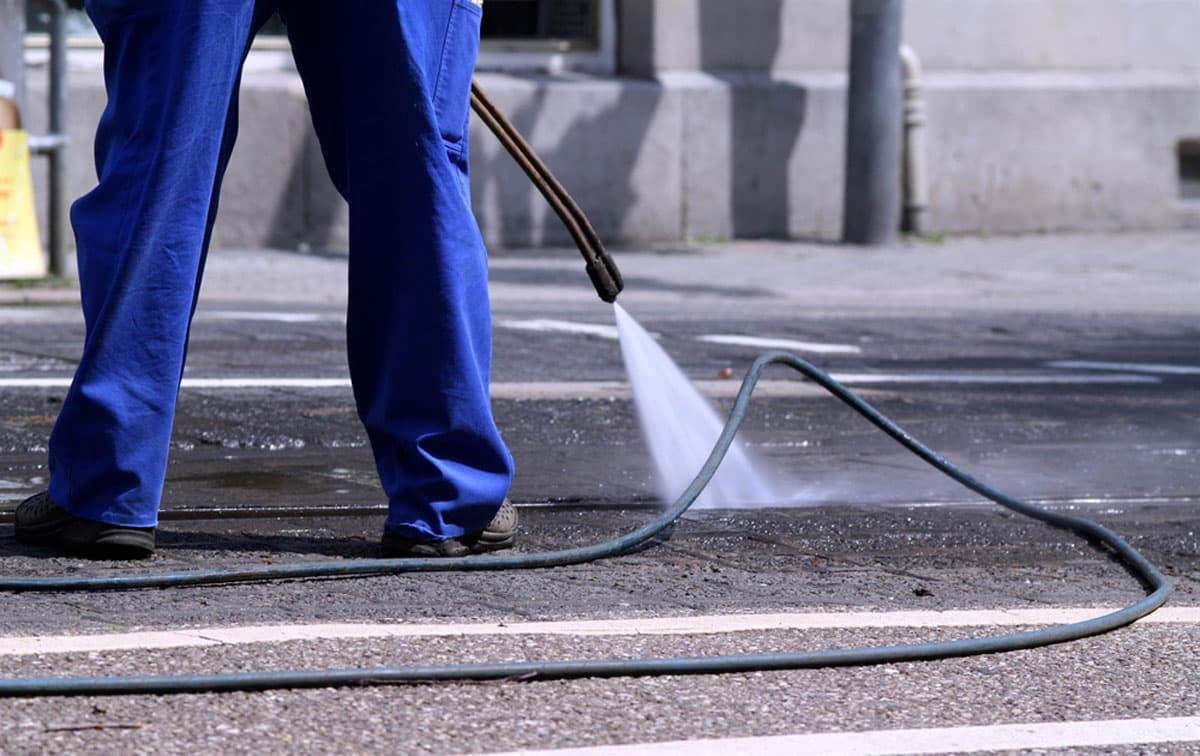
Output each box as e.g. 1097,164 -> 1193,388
2,231 -> 1197,315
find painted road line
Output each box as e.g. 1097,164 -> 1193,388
2,608 -> 1196,657
698,334 -> 862,355
494,717 -> 1200,755
0,308 -> 341,325
0,377 -> 353,390
183,378 -> 352,389
829,371 -> 1158,385
0,307 -> 80,324
1047,359 -> 1200,376
0,379 -> 820,398
197,310 -> 337,324
0,377 -> 71,388
499,319 -> 620,340
489,380 -> 832,400
0,378 -> 822,398
0,372 -> 1158,394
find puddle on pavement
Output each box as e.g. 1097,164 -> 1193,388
171,470 -> 315,492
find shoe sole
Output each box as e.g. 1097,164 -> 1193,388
87,529 -> 156,559
381,500 -> 517,558
383,534 -> 515,558
16,521 -> 155,560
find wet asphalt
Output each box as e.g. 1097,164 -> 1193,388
0,235 -> 1197,753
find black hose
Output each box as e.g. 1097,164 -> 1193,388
0,352 -> 1172,696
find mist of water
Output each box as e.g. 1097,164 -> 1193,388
614,302 -> 785,509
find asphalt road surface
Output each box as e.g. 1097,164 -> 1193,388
0,239 -> 1197,754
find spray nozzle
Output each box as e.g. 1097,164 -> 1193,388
586,254 -> 623,303
581,235 -> 623,302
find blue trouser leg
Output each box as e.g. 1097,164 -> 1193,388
48,0 -> 275,526
284,0 -> 514,541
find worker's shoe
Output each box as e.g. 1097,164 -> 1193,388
381,499 -> 517,557
13,492 -> 155,559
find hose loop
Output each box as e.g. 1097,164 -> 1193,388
0,352 -> 1172,696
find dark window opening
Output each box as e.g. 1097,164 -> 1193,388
27,0 -> 596,44
482,0 -> 595,42
1179,139 -> 1200,200
25,0 -> 89,36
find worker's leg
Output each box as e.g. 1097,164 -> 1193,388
46,0 -> 276,526
284,0 -> 513,541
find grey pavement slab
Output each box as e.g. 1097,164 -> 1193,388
1,231 -> 1198,317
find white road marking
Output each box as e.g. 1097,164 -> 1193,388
182,378 -> 353,389
829,371 -> 1158,385
197,310 -> 336,323
499,319 -> 621,340
0,307 -> 80,324
1,608 -> 1194,657
0,378 -> 355,390
0,308 -> 345,325
1047,359 -> 1200,376
495,717 -> 1200,755
0,372 -> 1158,394
698,334 -> 862,355
0,378 -> 820,398
489,380 -> 830,399
0,377 -> 71,388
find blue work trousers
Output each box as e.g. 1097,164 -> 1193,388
48,0 -> 514,541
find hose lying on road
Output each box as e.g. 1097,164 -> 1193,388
0,352 -> 1173,696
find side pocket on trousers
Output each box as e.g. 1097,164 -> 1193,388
432,0 -> 483,153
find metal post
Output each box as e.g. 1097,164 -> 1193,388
46,0 -> 68,276
842,0 -> 903,246
20,0 -> 71,276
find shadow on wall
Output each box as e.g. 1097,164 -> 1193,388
265,129 -> 345,254
470,78 -> 664,248
269,0 -> 810,249
698,0 -> 807,239
281,80 -> 666,252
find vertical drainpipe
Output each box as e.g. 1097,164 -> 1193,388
900,44 -> 929,236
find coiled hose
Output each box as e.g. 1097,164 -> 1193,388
0,352 -> 1173,696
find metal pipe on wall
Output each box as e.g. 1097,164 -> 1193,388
900,44 -> 929,236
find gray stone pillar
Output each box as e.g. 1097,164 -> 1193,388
617,0 -> 655,76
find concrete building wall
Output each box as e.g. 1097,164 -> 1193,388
0,0 -> 25,110
19,0 -> 1200,253
624,0 -> 1200,74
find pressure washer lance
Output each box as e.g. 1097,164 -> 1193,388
470,80 -> 623,303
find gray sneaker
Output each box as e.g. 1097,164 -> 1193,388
14,492 -> 156,559
381,499 -> 517,557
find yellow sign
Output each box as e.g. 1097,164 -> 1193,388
0,129 -> 46,279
